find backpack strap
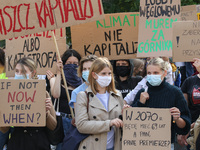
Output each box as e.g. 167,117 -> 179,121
84,91 -> 90,113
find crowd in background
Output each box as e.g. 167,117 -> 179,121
0,47 -> 200,150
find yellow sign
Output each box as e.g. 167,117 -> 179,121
198,13 -> 200,20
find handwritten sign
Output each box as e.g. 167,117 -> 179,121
0,0 -> 104,40
71,12 -> 139,60
5,28 -> 66,77
197,5 -> 200,13
0,79 -> 46,127
137,0 -> 181,58
123,107 -> 171,150
172,21 -> 200,62
181,5 -> 198,21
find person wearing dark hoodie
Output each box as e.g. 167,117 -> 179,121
113,59 -> 142,98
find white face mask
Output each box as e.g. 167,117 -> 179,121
95,73 -> 112,88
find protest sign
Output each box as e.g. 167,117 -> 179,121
137,0 -> 181,58
71,12 -> 139,60
172,21 -> 200,62
0,79 -> 46,127
0,0 -> 104,40
123,107 -> 171,150
197,5 -> 200,13
5,28 -> 66,77
181,5 -> 198,21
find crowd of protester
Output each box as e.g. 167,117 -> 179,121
1,47 -> 200,150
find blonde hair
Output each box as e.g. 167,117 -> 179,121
14,57 -> 38,79
147,57 -> 169,71
77,55 -> 98,77
88,57 -> 117,94
133,59 -> 144,70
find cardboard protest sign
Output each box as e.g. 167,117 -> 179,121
71,12 -> 139,60
5,28 -> 66,77
0,79 -> 46,127
137,0 -> 181,58
172,21 -> 200,62
0,0 -> 104,41
123,107 -> 171,150
181,5 -> 198,21
197,5 -> 200,20
197,5 -> 200,13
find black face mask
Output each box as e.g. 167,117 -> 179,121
116,66 -> 130,77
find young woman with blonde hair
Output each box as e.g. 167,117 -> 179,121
131,58 -> 191,150
0,57 -> 57,150
75,57 -> 124,150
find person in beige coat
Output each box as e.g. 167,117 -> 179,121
75,57 -> 124,150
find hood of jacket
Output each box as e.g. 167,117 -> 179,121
112,59 -> 134,80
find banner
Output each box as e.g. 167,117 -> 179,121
0,79 -> 46,127
137,0 -> 181,57
172,21 -> 200,62
0,0 -> 104,40
197,5 -> 200,13
71,12 -> 139,60
123,107 -> 171,150
181,5 -> 198,21
6,28 -> 66,77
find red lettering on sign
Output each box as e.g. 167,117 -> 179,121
0,9 -> 7,35
8,90 -> 36,103
25,4 -> 35,30
3,6 -> 12,32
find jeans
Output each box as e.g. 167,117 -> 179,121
56,116 -> 72,150
171,143 -> 174,150
107,147 -> 114,150
0,130 -> 9,150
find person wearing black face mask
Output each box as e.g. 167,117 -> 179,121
49,49 -> 82,150
113,59 -> 142,98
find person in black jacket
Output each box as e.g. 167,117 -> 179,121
112,59 -> 142,98
131,58 -> 191,150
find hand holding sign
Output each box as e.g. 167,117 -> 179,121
46,98 -> 52,114
56,59 -> 63,73
140,88 -> 149,104
170,107 -> 181,122
193,58 -> 200,73
110,118 -> 123,128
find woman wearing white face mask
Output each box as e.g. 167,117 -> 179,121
75,57 -> 124,150
131,58 -> 191,150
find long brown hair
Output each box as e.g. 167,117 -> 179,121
88,57 -> 117,94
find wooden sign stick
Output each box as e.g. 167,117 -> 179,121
51,31 -> 75,119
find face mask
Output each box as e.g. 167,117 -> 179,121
146,74 -> 162,86
63,64 -> 82,88
116,66 -> 130,77
95,73 -> 112,88
14,73 -> 30,79
82,70 -> 89,83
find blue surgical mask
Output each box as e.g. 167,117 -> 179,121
82,70 -> 89,83
146,74 -> 162,86
14,73 -> 30,79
